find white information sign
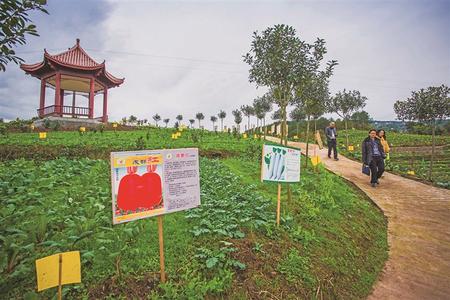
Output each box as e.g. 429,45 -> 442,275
110,148 -> 201,224
261,144 -> 301,183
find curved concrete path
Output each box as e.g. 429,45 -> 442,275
267,137 -> 450,300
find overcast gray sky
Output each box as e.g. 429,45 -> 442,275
1,0 -> 449,127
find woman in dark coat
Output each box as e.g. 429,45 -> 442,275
362,129 -> 386,187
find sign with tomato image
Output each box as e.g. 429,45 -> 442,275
111,148 -> 200,224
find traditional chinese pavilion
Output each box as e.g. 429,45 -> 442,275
20,39 -> 124,122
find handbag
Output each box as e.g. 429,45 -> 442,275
362,164 -> 370,176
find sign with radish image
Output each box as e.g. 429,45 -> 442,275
111,148 -> 200,224
261,144 -> 301,183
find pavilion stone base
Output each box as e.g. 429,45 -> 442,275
33,116 -> 104,130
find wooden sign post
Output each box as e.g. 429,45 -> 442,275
58,254 -> 63,300
261,145 -> 301,227
158,215 -> 166,283
111,148 -> 201,283
276,184 -> 281,226
315,130 -> 323,149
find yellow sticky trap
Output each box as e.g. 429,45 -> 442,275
39,132 -> 47,139
407,170 -> 415,175
311,155 -> 321,166
243,133 -> 247,139
348,145 -> 354,151
176,132 -> 181,137
35,251 -> 81,292
171,134 -> 177,139
79,127 -> 86,132
254,134 -> 258,139
293,135 -> 298,139
112,123 -> 118,128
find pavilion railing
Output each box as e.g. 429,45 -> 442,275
38,105 -> 91,117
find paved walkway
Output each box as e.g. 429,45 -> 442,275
267,137 -> 450,300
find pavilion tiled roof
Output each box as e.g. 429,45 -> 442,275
20,39 -> 124,87
44,39 -> 104,70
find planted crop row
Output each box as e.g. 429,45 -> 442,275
0,157 -> 275,299
1,153 -> 389,299
0,128 -> 265,161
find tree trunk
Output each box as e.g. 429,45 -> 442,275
281,105 -> 288,146
345,119 -> 349,149
263,118 -> 266,140
221,119 -> 223,131
296,122 -> 299,137
305,115 -> 310,168
282,104 -> 291,203
429,121 -> 436,181
248,116 -> 250,133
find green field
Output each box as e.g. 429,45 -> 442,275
0,128 -> 388,299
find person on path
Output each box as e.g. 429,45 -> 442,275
377,129 -> 390,178
362,129 -> 386,187
325,122 -> 339,160
377,129 -> 390,156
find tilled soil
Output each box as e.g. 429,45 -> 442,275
267,137 -> 450,300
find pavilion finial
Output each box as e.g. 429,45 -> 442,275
76,38 -> 80,46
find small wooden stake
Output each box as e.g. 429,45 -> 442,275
58,254 -> 62,300
314,144 -> 317,172
157,215 -> 166,283
276,184 -> 281,226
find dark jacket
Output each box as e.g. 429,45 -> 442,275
325,127 -> 337,141
362,136 -> 386,165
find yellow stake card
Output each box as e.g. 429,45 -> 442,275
39,132 -> 47,139
35,251 -> 81,292
348,145 -> 354,151
311,155 -> 321,166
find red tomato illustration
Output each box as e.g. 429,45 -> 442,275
117,165 -> 163,212
141,171 -> 162,208
117,173 -> 142,211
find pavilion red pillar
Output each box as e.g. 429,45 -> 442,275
60,89 -> 65,116
89,78 -> 94,118
102,87 -> 108,122
39,79 -> 46,117
54,72 -> 61,115
72,91 -> 76,117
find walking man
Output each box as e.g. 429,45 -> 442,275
362,129 -> 386,187
325,122 -> 338,160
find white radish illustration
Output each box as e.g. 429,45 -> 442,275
267,151 -> 276,179
275,150 -> 286,180
271,149 -> 281,179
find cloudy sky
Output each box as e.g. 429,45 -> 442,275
1,0 -> 449,127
